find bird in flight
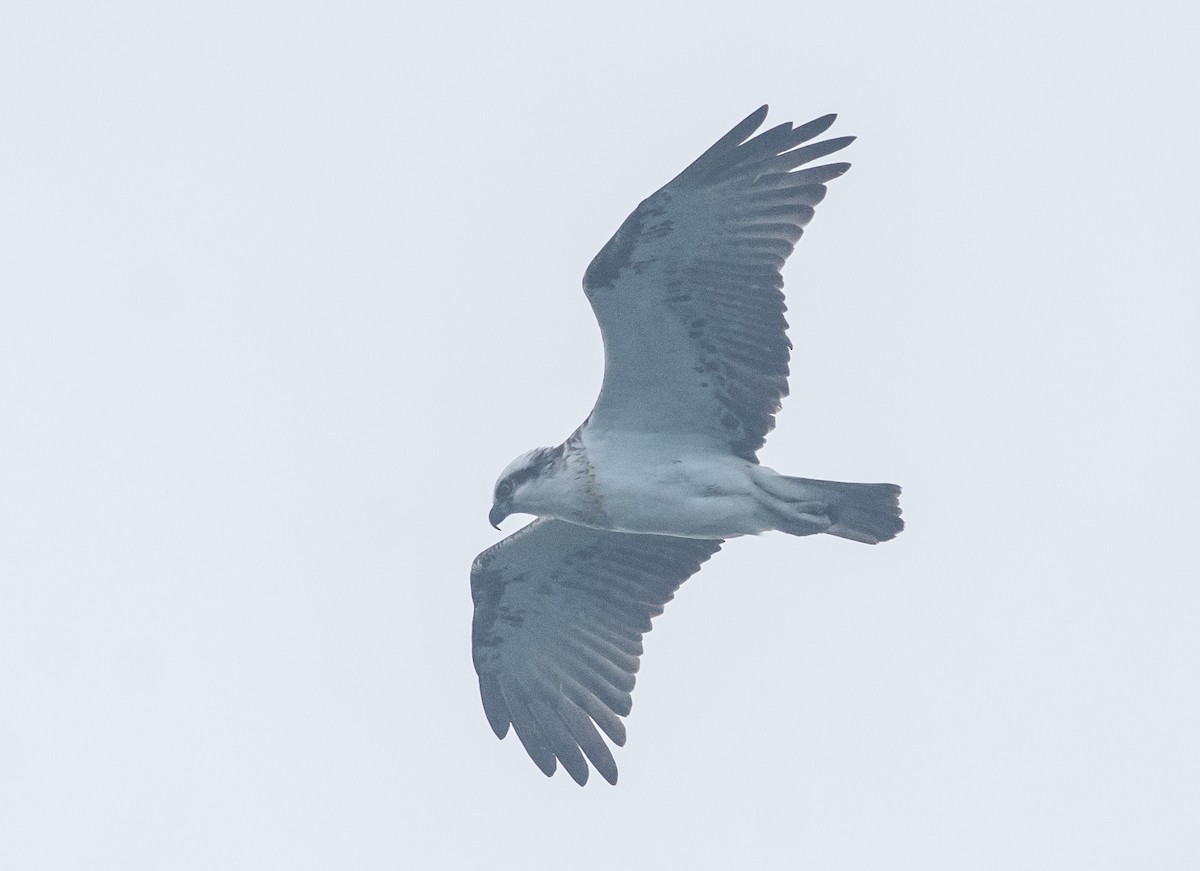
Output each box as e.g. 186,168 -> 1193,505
471,106 -> 903,785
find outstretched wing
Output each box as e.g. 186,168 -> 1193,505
582,106 -> 853,461
471,519 -> 723,785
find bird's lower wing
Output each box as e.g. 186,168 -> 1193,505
470,518 -> 723,785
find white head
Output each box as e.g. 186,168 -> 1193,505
488,446 -> 563,529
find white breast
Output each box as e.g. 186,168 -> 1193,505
579,429 -> 773,538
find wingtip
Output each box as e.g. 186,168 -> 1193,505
479,675 -> 513,738
738,104 -> 770,131
776,113 -> 837,148
824,161 -> 853,179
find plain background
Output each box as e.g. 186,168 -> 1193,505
2,1 -> 1197,868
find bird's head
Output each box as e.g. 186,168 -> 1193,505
488,446 -> 561,529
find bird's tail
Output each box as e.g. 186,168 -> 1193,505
753,472 -> 904,544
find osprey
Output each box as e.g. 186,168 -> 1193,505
471,106 -> 903,785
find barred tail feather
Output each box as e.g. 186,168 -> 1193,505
819,479 -> 904,543
756,473 -> 904,544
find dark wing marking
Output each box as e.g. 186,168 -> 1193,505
471,519 -> 722,785
582,106 -> 852,461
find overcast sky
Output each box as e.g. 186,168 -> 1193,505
2,1 -> 1198,868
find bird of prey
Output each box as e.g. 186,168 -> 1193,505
471,105 -> 903,785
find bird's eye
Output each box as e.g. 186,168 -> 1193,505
497,480 -> 514,498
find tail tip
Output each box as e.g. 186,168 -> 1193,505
827,482 -> 903,544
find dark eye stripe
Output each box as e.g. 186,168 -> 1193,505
497,445 -> 564,498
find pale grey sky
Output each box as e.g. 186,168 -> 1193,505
2,1 -> 1198,868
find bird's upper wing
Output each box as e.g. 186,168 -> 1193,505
582,106 -> 853,461
471,518 -> 723,785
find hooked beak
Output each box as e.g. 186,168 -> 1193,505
488,502 -> 510,530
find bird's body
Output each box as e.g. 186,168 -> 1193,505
584,437 -> 767,539
502,427 -> 899,541
507,430 -> 767,538
471,105 -> 904,785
